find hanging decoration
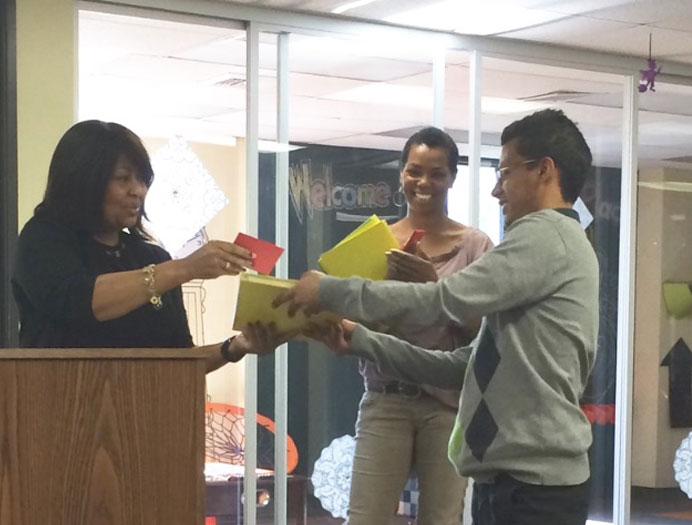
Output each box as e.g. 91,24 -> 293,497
146,136 -> 228,255
639,33 -> 661,93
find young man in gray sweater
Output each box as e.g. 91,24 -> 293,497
278,108 -> 599,525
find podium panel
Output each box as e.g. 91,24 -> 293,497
0,349 -> 206,525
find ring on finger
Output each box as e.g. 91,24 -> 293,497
224,261 -> 231,270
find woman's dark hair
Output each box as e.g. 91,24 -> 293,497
401,126 -> 459,176
35,120 -> 154,238
501,108 -> 592,203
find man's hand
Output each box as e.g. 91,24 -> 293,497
273,270 -> 325,317
304,319 -> 357,356
386,248 -> 438,283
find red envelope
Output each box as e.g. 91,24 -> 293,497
401,229 -> 426,253
234,233 -> 285,275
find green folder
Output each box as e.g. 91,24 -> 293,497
663,282 -> 692,319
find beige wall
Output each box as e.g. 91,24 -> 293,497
144,137 -> 248,407
15,0 -> 248,406
632,167 -> 692,487
16,0 -> 76,228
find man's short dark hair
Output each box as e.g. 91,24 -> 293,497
501,109 -> 592,203
401,126 -> 459,176
35,120 -> 154,238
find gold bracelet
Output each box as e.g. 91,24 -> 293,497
143,264 -> 163,310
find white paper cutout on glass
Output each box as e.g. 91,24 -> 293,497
673,431 -> 692,498
146,136 -> 228,254
311,434 -> 356,519
573,197 -> 594,230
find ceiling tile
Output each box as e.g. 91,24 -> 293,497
527,0 -> 630,16
499,16 -> 638,50
88,54 -> 234,84
78,4 -> 692,164
501,16 -> 692,59
317,133 -> 409,150
578,0 -> 692,25
79,11 -> 232,68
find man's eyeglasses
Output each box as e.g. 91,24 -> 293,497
494,159 -> 539,183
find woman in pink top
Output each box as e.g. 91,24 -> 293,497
347,127 -> 493,525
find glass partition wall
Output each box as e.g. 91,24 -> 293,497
480,57 -> 626,523
284,30 -> 442,525
75,3 -> 678,523
629,80 -> 692,524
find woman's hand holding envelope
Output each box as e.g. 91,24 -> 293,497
386,248 -> 438,283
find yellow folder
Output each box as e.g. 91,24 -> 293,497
318,215 -> 399,280
233,273 -> 338,334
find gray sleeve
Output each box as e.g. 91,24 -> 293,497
349,324 -> 471,389
319,215 -> 567,327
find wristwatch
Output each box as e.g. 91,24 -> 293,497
219,336 -> 242,362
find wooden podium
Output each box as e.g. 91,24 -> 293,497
0,348 -> 207,525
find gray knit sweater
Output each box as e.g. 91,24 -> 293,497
319,209 -> 599,485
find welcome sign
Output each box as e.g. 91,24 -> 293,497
289,160 -> 396,224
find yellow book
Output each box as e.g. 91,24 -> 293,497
334,214 -> 380,248
233,273 -> 338,334
318,215 -> 399,280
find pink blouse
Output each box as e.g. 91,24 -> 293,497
359,226 -> 494,407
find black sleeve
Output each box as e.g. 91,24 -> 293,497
13,219 -> 99,325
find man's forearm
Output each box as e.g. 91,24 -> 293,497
320,276 -> 446,327
349,325 -> 470,389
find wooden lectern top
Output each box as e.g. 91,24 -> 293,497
0,347 -> 209,359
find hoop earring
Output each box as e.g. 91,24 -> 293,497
393,186 -> 406,208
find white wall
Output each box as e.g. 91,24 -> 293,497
144,137 -> 248,407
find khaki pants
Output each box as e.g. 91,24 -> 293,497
347,391 -> 467,525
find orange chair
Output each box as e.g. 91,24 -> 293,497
205,402 -> 299,474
